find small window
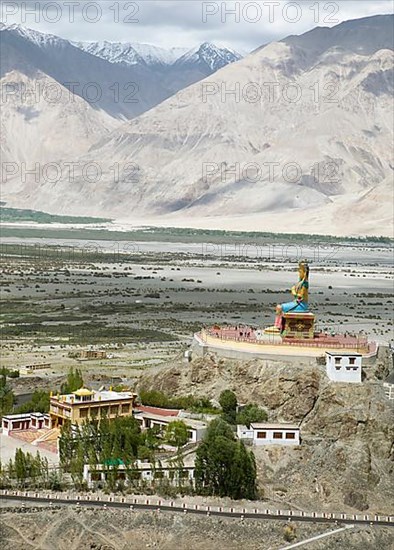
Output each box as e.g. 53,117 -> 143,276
110,405 -> 119,415
3,421 -> 8,428
121,404 -> 130,414
154,471 -> 164,479
335,357 -> 341,365
285,432 -> 295,439
187,431 -> 193,439
349,357 -> 356,365
179,470 -> 189,478
273,432 -> 283,439
90,407 -> 99,418
91,472 -> 102,482
257,431 -> 266,439
80,409 -> 88,418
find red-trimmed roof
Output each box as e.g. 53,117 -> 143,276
135,405 -> 180,417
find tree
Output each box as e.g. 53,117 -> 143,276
0,374 -> 15,418
229,441 -> 257,500
165,420 -> 189,451
15,390 -> 50,414
219,390 -> 238,425
195,418 -> 257,500
236,404 -> 268,428
59,414 -> 142,487
283,525 -> 296,542
58,421 -> 74,468
143,426 -> 161,453
206,417 -> 235,442
70,444 -> 85,490
5,450 -> 50,489
0,367 -> 19,378
14,448 -> 28,488
60,367 -> 84,394
139,389 -> 169,408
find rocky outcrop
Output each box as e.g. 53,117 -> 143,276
139,354 -> 394,512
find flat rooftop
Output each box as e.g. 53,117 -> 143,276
326,352 -> 362,357
250,423 -> 300,430
134,410 -> 207,429
51,390 -> 136,404
135,405 -> 180,417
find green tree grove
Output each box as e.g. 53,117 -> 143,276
195,418 -> 257,500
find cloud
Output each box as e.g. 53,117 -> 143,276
0,0 -> 393,51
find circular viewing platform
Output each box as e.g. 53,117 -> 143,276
194,326 -> 377,359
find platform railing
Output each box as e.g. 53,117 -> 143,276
201,328 -> 372,353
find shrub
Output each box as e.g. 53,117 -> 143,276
283,525 -> 296,542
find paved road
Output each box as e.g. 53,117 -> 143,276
1,493 -> 393,528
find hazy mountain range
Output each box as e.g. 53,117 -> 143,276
1,15 -> 393,236
1,23 -> 241,118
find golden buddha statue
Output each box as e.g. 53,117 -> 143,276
265,260 -> 310,334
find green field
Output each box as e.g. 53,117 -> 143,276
0,206 -> 111,225
1,224 -> 392,245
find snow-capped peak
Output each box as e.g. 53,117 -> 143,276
75,40 -> 189,67
129,43 -> 189,66
175,42 -> 242,71
74,40 -> 146,66
1,23 -> 243,71
0,22 -> 69,49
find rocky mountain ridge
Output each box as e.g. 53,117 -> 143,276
137,349 -> 394,513
1,15 -> 393,236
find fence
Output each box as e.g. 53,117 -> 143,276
201,328 -> 372,353
1,489 -> 393,526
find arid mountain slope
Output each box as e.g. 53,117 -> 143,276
1,16 -> 393,236
1,507 -> 393,550
4,16 -> 392,236
1,70 -> 118,170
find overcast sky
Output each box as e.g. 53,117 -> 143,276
1,0 -> 393,51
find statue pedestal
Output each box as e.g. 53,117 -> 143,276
282,312 -> 315,339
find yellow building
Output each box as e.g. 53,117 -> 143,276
49,388 -> 136,427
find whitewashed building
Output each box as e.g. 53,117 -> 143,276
134,408 -> 207,443
83,460 -> 195,488
238,423 -> 300,446
1,412 -> 50,436
326,352 -> 362,383
383,370 -> 394,400
237,425 -> 254,440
